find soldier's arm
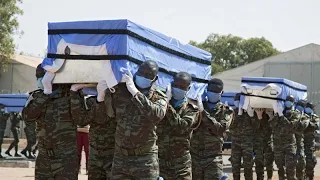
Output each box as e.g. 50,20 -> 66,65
205,111 -> 228,136
132,91 -> 167,122
70,91 -> 106,126
280,114 -> 299,130
166,104 -> 199,129
22,90 -> 48,121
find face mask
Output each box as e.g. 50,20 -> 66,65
37,78 -> 44,89
296,105 -> 304,112
234,100 -> 239,108
135,75 -> 152,89
207,91 -> 221,103
284,101 -> 293,108
304,107 -> 313,114
172,87 -> 187,101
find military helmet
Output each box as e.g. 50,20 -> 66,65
306,102 -> 315,110
296,99 -> 307,108
286,95 -> 295,102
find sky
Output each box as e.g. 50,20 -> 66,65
14,0 -> 320,57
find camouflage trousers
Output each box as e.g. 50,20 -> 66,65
273,139 -> 297,180
24,121 -> 37,152
35,143 -> 79,180
231,137 -> 254,180
88,146 -> 114,180
0,119 -> 7,153
304,134 -> 317,179
191,154 -> 224,180
159,153 -> 192,180
111,151 -> 159,180
254,140 -> 274,180
295,133 -> 306,180
7,127 -> 20,153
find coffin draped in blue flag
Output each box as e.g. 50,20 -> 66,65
0,94 -> 29,112
221,92 -> 238,109
43,19 -> 213,99
239,77 -> 307,115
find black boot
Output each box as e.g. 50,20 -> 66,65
5,151 -> 12,157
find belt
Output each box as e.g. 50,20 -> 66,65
115,142 -> 154,156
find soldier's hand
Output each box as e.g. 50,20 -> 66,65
196,94 -> 204,112
97,80 -> 108,102
265,108 -> 274,119
166,84 -> 172,103
254,108 -> 265,120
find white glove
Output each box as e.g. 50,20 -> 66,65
122,74 -> 139,96
265,109 -> 274,119
70,84 -> 96,92
255,108 -> 264,120
120,67 -> 133,82
166,84 -> 172,102
197,94 -> 204,112
97,80 -> 108,102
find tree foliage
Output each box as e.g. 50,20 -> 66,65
0,0 -> 23,71
191,33 -> 280,74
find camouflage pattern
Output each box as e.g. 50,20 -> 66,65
85,91 -> 117,180
6,113 -> 22,155
157,99 -> 200,179
23,87 -> 105,180
22,120 -> 37,157
111,83 -> 167,180
270,110 -> 301,180
253,113 -> 274,180
229,109 -> 257,180
190,101 -> 233,180
295,113 -> 310,180
0,110 -> 9,157
304,113 -> 319,179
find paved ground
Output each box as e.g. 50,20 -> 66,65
1,139 -> 320,179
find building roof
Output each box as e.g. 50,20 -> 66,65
11,54 -> 42,68
213,43 -> 320,91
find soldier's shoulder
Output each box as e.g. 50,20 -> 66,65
186,99 -> 199,110
153,88 -> 167,98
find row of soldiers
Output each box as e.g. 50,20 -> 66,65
0,110 -> 37,159
229,94 -> 319,180
20,60 -> 234,180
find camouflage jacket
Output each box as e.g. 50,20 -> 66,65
295,113 -> 310,135
254,113 -> 273,143
229,108 -> 257,139
157,100 -> 200,159
22,88 -> 105,153
112,83 -> 167,150
270,109 -> 301,143
9,113 -> 22,128
85,91 -> 117,152
0,111 -> 9,121
304,113 -> 319,136
190,101 -> 233,157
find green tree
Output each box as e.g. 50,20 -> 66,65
0,0 -> 23,70
190,34 -> 280,74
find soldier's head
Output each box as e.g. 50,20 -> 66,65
233,93 -> 241,108
295,99 -> 307,112
284,95 -> 295,109
36,64 -> 45,89
134,60 -> 159,89
207,78 -> 224,103
305,102 -> 315,115
171,72 -> 192,100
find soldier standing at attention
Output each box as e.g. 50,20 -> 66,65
295,100 -> 310,180
190,78 -> 233,180
23,64 -> 106,180
303,102 -> 319,180
229,93 -> 257,180
253,108 -> 274,180
110,60 -> 167,180
0,104 -> 10,158
270,95 -> 300,180
5,112 -> 22,157
157,72 -> 200,179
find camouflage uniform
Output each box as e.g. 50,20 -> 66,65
22,120 -> 37,157
253,113 -> 274,180
85,92 -> 117,180
157,99 -> 200,179
295,113 -> 310,180
270,110 -> 301,180
0,110 -> 10,157
23,88 -> 105,180
6,113 -> 22,155
190,101 -> 233,180
304,113 -> 319,179
110,84 -> 167,180
229,109 -> 256,180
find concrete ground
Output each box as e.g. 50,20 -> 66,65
1,139 -> 320,179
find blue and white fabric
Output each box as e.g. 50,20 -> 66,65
221,92 -> 237,109
0,94 -> 29,112
42,19 -> 213,100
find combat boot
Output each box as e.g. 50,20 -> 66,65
267,170 -> 273,180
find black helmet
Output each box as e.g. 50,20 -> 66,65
286,95 -> 295,102
306,102 -> 315,110
296,99 -> 307,108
